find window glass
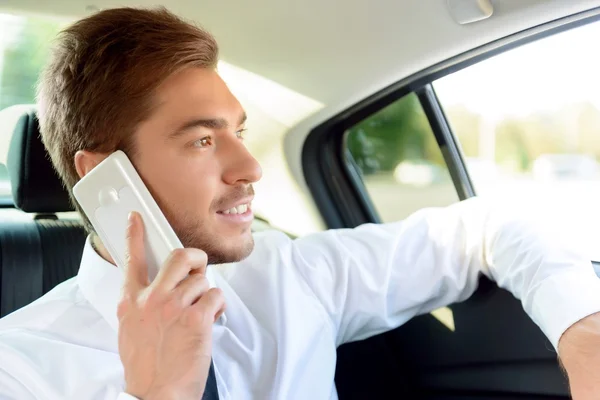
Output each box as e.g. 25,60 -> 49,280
434,20 -> 600,260
345,93 -> 458,222
0,13 -> 67,198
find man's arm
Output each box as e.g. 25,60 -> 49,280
290,195 -> 600,349
558,312 -> 600,399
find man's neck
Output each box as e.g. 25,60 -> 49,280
91,234 -> 117,266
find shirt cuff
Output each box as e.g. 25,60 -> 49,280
530,267 -> 600,351
117,393 -> 139,400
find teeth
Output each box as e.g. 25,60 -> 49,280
222,203 -> 249,215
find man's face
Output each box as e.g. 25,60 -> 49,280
131,67 -> 262,264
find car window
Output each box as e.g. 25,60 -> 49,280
0,12 -> 67,198
345,93 -> 459,222
434,19 -> 600,260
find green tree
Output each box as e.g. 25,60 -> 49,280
346,93 -> 436,175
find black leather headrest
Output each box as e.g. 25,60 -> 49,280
7,110 -> 74,213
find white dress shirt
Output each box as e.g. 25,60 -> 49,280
0,196 -> 599,400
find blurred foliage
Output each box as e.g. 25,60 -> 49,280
451,101 -> 600,172
346,94 -> 443,175
0,14 -> 64,110
346,90 -> 600,176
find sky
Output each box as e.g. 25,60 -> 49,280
434,19 -> 600,119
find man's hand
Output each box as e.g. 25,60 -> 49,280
117,212 -> 225,400
558,312 -> 600,399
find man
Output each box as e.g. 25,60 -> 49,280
0,6 -> 599,400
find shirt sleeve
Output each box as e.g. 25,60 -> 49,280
291,195 -> 600,350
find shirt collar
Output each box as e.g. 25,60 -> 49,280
77,236 -> 225,332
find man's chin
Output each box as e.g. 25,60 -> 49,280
205,235 -> 255,265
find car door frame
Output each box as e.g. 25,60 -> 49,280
302,6 -> 600,399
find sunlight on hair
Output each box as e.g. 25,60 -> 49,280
216,61 -> 326,236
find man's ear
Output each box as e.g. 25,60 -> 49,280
74,150 -> 110,179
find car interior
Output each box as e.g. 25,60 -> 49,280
0,105 -> 287,319
0,107 -> 85,317
2,0 -> 600,398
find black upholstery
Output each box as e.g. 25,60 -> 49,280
37,219 -> 86,293
7,111 -> 74,213
0,108 -> 86,318
0,211 -> 44,317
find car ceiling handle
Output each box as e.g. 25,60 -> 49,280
447,0 -> 494,25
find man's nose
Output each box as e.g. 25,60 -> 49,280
221,136 -> 262,185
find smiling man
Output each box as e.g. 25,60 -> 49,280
82,67 -> 260,265
0,6 -> 599,400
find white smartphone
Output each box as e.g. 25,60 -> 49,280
72,150 -> 183,281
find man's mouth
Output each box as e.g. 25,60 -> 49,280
219,203 -> 251,215
216,199 -> 254,224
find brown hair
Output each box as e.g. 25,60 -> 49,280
36,7 -> 219,231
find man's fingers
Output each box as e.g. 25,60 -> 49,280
151,248 -> 208,292
124,211 -> 149,290
214,304 -> 226,322
176,273 -> 210,307
192,288 -> 226,324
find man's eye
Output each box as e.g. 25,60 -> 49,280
193,136 -> 213,148
236,128 -> 248,139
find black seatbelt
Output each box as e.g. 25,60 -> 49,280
202,360 -> 219,400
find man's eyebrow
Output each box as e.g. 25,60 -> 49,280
169,112 -> 248,139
